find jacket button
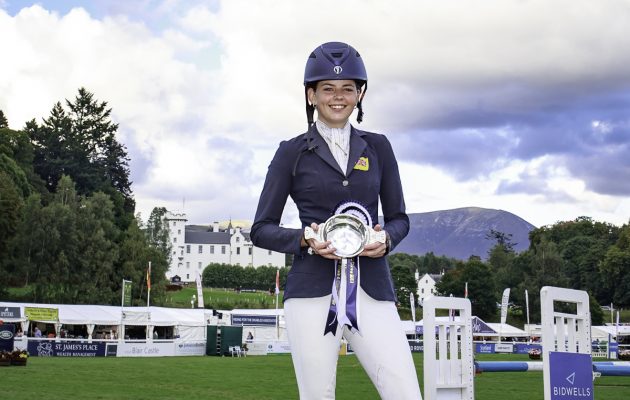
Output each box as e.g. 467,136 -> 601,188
342,180 -> 349,186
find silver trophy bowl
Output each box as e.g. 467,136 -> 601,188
321,214 -> 369,258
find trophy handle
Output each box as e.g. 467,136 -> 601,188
369,228 -> 387,244
304,226 -> 321,242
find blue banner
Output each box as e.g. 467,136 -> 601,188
0,324 -> 15,352
475,343 -> 496,354
231,314 -> 277,326
549,352 -> 593,400
408,340 -> 424,353
514,343 -> 542,354
471,317 -> 496,334
0,306 -> 21,319
28,340 -> 107,357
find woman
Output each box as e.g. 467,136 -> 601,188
251,42 -> 421,400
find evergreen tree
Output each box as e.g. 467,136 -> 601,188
145,207 -> 173,265
0,110 -> 8,129
27,88 -> 134,229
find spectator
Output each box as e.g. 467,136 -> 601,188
34,326 -> 42,337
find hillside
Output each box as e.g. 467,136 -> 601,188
393,207 -> 536,259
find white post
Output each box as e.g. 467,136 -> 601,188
540,286 -> 592,400
525,289 -> 530,337
423,296 -> 474,400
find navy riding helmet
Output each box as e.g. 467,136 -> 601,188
303,42 -> 368,127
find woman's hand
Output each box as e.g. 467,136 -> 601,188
303,222 -> 341,260
360,224 -> 388,258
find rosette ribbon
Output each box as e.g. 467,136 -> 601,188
304,201 -> 386,336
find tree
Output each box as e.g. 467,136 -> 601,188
0,110 -> 8,128
436,257 -> 497,320
145,207 -> 173,265
27,88 -> 134,229
487,229 -> 516,252
71,191 -> 120,304
390,264 -> 417,304
600,225 -> 630,307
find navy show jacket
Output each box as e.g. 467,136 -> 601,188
251,124 -> 409,302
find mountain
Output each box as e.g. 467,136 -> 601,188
393,207 -> 536,260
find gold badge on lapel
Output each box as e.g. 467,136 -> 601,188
353,157 -> 369,171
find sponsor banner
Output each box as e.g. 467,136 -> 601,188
231,314 -> 277,326
476,343 -> 495,354
495,343 -> 514,353
0,306 -> 21,319
408,340 -> 424,353
106,344 -> 118,357
28,340 -> 106,357
122,280 -> 132,307
116,342 -> 176,357
471,317 -> 496,334
175,341 -> 206,356
0,324 -> 15,352
514,343 -> 542,354
25,307 -> 59,321
266,341 -> 291,354
549,352 -> 594,400
608,342 -> 619,359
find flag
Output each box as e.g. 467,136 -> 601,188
196,271 -> 204,308
146,261 -> 152,307
147,264 -> 151,294
464,282 -> 468,299
525,289 -> 530,327
500,288 -> 510,325
275,269 -> 280,295
122,280 -> 132,307
410,292 -> 416,323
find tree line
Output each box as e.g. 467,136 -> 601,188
0,89 -> 169,305
202,263 -> 288,293
387,218 -> 630,325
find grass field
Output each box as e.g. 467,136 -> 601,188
2,353 -> 628,399
166,287 -> 281,309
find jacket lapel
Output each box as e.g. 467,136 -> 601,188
307,125 -> 346,176
346,127 -> 368,177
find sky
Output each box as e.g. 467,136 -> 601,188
1,0 -> 630,228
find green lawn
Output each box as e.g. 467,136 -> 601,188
2,353 -> 628,399
166,287 -> 281,309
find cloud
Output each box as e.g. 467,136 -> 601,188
2,0 -> 630,227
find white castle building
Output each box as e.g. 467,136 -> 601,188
165,212 -> 285,282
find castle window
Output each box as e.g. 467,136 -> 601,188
210,245 -> 214,254
186,245 -> 190,254
221,246 -> 226,254
198,245 -> 203,254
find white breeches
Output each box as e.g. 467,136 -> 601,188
284,288 -> 423,400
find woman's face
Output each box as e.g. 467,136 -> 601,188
308,80 -> 361,128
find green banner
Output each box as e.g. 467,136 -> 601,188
123,280 -> 132,307
25,307 -> 59,321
